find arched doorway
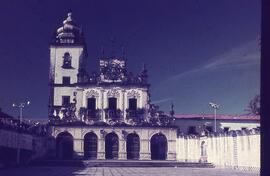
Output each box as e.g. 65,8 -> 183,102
127,133 -> 140,160
84,132 -> 98,159
150,133 -> 167,160
56,132 -> 73,159
105,133 -> 119,159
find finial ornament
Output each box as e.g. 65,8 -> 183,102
170,102 -> 175,117
110,36 -> 116,57
122,46 -> 126,60
101,46 -> 104,58
68,9 -> 72,16
66,9 -> 73,22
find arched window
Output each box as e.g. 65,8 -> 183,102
62,52 -> 72,68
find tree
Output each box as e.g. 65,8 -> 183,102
245,94 -> 260,115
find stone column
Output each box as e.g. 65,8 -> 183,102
118,133 -> 127,160
122,90 -> 126,122
100,90 -> 105,122
97,132 -> 105,159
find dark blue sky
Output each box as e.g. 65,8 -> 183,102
0,0 -> 260,120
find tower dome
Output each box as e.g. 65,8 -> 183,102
51,11 -> 85,45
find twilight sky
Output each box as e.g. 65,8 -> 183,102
0,0 -> 260,120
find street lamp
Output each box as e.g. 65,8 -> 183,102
209,102 -> 219,133
12,100 -> 30,165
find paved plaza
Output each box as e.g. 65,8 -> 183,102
0,167 -> 260,176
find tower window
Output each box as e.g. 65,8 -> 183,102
62,77 -> 70,85
62,52 -> 72,68
87,98 -> 96,110
108,98 -> 117,110
129,98 -> 137,110
62,96 -> 70,106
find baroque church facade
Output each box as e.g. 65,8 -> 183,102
48,12 -> 177,160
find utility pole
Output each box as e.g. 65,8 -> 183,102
209,102 -> 220,132
12,101 -> 30,165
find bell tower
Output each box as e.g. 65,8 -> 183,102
49,11 -> 87,117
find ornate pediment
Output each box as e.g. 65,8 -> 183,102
86,89 -> 99,98
107,88 -> 120,98
127,90 -> 140,98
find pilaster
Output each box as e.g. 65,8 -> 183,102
100,90 -> 105,122
140,139 -> 151,160
118,137 -> 127,160
73,138 -> 84,159
122,90 -> 126,122
97,138 -> 105,159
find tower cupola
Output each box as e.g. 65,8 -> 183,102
51,11 -> 85,45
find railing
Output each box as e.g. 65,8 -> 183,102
126,108 -> 145,123
104,109 -> 122,120
85,109 -> 101,121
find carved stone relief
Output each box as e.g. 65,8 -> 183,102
127,90 -> 140,98
107,88 -> 120,98
86,89 -> 99,98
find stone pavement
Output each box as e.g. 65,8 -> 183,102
0,167 -> 260,176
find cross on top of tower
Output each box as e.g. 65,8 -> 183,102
110,37 -> 116,57
64,9 -> 74,24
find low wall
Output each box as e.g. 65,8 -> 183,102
176,128 -> 260,171
0,129 -> 48,166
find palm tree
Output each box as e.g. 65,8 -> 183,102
245,94 -> 260,115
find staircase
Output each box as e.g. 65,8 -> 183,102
31,159 -> 215,168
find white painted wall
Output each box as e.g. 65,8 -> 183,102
50,46 -> 84,84
174,119 -> 260,134
54,87 -> 76,106
176,130 -> 260,170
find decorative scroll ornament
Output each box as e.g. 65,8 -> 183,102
127,90 -> 140,98
107,88 -> 120,97
86,89 -> 99,98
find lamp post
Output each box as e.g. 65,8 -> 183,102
209,102 -> 219,132
12,101 -> 30,165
